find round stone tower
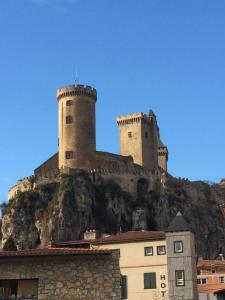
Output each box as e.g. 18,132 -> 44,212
57,84 -> 97,170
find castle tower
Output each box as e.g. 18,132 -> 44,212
158,140 -> 168,172
57,84 -> 97,170
116,111 -> 159,170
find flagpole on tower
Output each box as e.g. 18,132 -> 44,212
73,69 -> 78,86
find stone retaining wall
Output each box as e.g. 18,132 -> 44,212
0,251 -> 120,300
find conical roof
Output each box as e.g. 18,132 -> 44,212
166,212 -> 192,232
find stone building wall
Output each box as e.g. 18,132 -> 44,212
0,251 -> 120,300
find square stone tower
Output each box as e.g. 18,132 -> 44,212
116,111 -> 159,170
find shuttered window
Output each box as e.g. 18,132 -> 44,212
121,275 -> 127,299
144,272 -> 156,289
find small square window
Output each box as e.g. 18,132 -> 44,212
211,269 -> 216,274
175,270 -> 185,286
197,279 -> 201,284
202,278 -> 207,284
157,245 -> 166,255
66,100 -> 73,106
66,116 -> 73,124
174,241 -> 183,253
65,151 -> 74,159
128,132 -> 132,138
220,277 -> 225,284
144,247 -> 153,256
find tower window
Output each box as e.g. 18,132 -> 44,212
175,270 -> 185,286
128,132 -> 132,138
66,116 -> 73,124
174,241 -> 183,253
65,151 -> 74,159
66,100 -> 73,106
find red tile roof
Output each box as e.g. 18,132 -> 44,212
56,231 -> 165,247
0,247 -> 112,258
197,259 -> 225,269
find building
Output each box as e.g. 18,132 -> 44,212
0,246 -> 120,300
57,212 -> 198,300
166,212 -> 198,300
197,259 -> 225,300
8,84 -> 168,201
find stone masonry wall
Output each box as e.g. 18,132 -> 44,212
0,252 -> 121,300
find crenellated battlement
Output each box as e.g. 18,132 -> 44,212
117,112 -> 151,126
57,84 -> 97,102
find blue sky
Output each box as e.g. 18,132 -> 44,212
0,0 -> 224,202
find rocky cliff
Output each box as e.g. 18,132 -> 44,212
1,171 -> 224,259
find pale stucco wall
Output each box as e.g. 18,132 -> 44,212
97,239 -> 168,300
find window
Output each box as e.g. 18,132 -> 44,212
211,269 -> 216,274
66,100 -> 73,106
144,247 -> 153,256
220,277 -> 225,284
175,270 -> 185,286
157,245 -> 166,255
145,132 -> 148,138
174,241 -> 183,253
197,270 -> 200,275
65,151 -> 74,159
128,132 -> 132,138
197,278 -> 207,285
121,275 -> 127,299
66,115 -> 73,124
144,273 -> 156,289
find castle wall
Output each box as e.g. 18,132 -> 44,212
8,177 -> 34,201
34,153 -> 58,177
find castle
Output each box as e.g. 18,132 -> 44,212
8,84 -> 168,200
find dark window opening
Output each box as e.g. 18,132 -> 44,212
128,132 -> 132,138
66,115 -> 73,124
0,279 -> 38,299
66,100 -> 73,106
145,132 -> 148,138
65,151 -> 74,159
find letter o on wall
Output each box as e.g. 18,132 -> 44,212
161,283 -> 166,289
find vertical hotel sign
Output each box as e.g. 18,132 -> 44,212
153,274 -> 167,299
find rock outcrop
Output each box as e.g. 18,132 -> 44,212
1,172 -> 224,259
